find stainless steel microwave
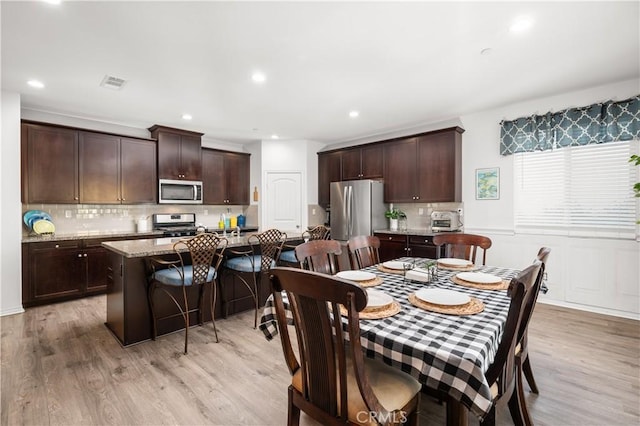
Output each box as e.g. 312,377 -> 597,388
158,179 -> 203,204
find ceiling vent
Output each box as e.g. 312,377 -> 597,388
100,74 -> 126,90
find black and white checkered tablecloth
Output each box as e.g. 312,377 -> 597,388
258,258 -> 518,419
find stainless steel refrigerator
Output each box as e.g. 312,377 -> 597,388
330,180 -> 386,241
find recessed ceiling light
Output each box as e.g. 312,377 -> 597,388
252,72 -> 266,83
27,80 -> 45,89
480,48 -> 493,56
271,134 -> 279,139
349,110 -> 359,118
42,0 -> 61,5
510,17 -> 533,33
182,114 -> 192,120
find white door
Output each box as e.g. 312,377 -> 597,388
264,172 -> 303,232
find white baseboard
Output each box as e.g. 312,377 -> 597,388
0,305 -> 25,317
538,299 -> 640,321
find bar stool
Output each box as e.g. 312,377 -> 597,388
278,225 -> 330,266
146,233 -> 227,354
222,229 -> 286,328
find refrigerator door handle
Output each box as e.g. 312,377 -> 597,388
347,185 -> 353,238
343,187 -> 348,238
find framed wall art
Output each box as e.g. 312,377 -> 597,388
476,167 -> 500,200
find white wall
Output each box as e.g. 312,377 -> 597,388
460,78 -> 640,319
1,91 -> 24,316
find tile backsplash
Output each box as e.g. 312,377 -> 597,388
22,204 -> 253,236
387,202 -> 464,230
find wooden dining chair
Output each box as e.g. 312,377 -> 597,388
514,247 -> 551,426
294,239 -> 342,275
223,229 -> 286,328
269,267 -> 422,426
279,225 -> 330,267
347,235 -> 381,270
480,259 -> 542,426
424,260 -> 542,425
480,260 -> 542,426
146,233 -> 228,354
432,233 -> 492,265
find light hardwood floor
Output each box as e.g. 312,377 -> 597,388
1,296 -> 638,425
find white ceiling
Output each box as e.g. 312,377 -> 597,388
2,1 -> 639,146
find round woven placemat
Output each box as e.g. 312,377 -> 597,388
356,276 -> 384,288
376,264 -> 405,274
408,293 -> 484,315
436,264 -> 477,272
340,301 -> 402,319
451,276 -> 510,291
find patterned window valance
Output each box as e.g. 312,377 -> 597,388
500,95 -> 640,156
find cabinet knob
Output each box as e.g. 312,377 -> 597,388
55,244 -> 60,248
74,197 -> 79,200
121,198 -> 125,201
388,237 -> 392,240
83,253 -> 88,257
78,254 -> 83,258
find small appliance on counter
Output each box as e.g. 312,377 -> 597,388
430,210 -> 462,232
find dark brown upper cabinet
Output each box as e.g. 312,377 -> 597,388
79,132 -> 157,204
22,123 -> 79,203
22,122 -> 157,204
149,125 -> 203,181
384,127 -> 463,203
341,145 -> 383,180
119,137 -> 158,203
202,148 -> 250,205
317,151 -> 342,207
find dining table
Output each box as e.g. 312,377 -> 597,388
258,257 -> 520,425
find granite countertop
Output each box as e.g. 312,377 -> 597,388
103,232 -> 304,258
22,230 -> 164,243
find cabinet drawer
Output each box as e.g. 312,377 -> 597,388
375,233 -> 407,243
29,240 -> 81,251
408,235 -> 434,246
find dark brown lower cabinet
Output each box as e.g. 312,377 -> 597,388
407,235 -> 438,259
375,232 -> 439,262
375,232 -> 409,262
26,240 -> 84,304
22,235 -> 151,307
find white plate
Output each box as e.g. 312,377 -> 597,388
382,261 -> 410,270
366,289 -> 393,308
437,258 -> 472,267
415,288 -> 471,306
336,270 -> 377,282
456,272 -> 502,284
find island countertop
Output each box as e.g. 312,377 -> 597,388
102,232 -> 304,258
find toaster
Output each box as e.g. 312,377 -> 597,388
430,211 -> 462,232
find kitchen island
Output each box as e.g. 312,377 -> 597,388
102,232 -> 302,347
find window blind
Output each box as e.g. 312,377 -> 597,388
514,140 -> 638,238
